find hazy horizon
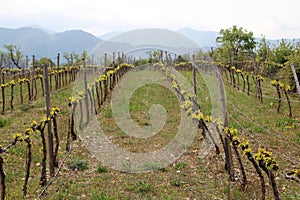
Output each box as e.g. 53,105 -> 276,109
1,0 -> 300,40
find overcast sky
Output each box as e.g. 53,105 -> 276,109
0,0 -> 299,39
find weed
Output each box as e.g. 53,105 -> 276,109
0,117 -> 9,127
97,165 -> 108,173
136,181 -> 153,193
21,104 -> 34,112
142,161 -> 165,171
296,132 -> 300,144
91,192 -> 112,200
170,178 -> 182,187
275,118 -> 298,129
117,131 -> 127,138
68,160 -> 89,171
175,162 -> 188,171
103,109 -> 113,118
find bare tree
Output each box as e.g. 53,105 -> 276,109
4,44 -> 22,69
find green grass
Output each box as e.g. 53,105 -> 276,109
0,68 -> 300,199
136,180 -> 153,193
174,162 -> 188,171
0,117 -> 9,127
97,165 -> 108,173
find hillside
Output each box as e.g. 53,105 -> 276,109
0,27 -> 102,58
1,26 -> 300,61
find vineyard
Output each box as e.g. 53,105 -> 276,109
0,47 -> 299,200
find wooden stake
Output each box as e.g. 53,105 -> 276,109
31,55 -> 35,101
44,65 -> 55,177
218,66 -> 233,181
104,53 -> 107,67
83,58 -> 89,122
291,63 -> 300,97
0,156 -> 6,200
25,55 -> 28,69
192,54 -> 197,96
57,53 -> 60,68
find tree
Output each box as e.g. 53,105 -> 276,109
147,50 -> 161,63
36,58 -> 55,68
63,52 -> 71,65
279,44 -> 300,90
257,36 -> 270,63
272,39 -> 294,64
215,25 -> 256,63
71,52 -> 81,65
4,44 -> 22,69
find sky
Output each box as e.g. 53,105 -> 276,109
0,0 -> 300,39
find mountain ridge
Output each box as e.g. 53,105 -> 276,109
0,27 -> 102,58
1,26 -> 300,60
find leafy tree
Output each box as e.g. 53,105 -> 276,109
36,58 -> 55,68
272,39 -> 294,64
62,51 -> 91,66
147,50 -> 161,63
257,36 -> 270,63
71,52 -> 81,65
279,44 -> 300,90
215,25 -> 256,63
134,58 -> 148,66
4,44 -> 22,69
63,52 -> 72,65
195,49 -> 211,61
82,50 -> 93,65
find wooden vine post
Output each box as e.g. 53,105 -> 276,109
31,55 -> 36,101
0,54 -> 2,85
44,65 -> 55,177
57,53 -> 60,69
1,85 -> 5,115
0,155 -> 5,200
83,58 -> 90,122
230,56 -> 235,87
118,52 -> 121,65
104,53 -> 107,68
253,53 -> 262,102
218,66 -> 234,182
122,52 -> 125,63
192,54 -> 197,96
290,63 -> 300,97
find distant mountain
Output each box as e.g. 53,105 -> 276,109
177,27 -> 219,49
98,31 -> 123,40
265,38 -> 300,47
27,25 -> 57,34
91,28 -> 201,63
99,28 -> 218,50
0,27 -> 102,59
2,26 -> 300,62
177,27 -> 300,49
